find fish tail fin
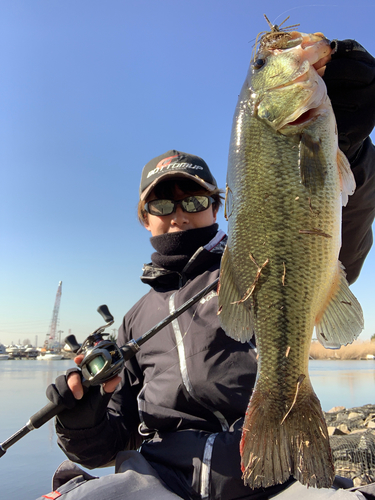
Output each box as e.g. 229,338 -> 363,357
337,148 -> 355,206
218,245 -> 254,342
241,384 -> 334,489
315,261 -> 363,348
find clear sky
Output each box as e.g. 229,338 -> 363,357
1,0 -> 375,347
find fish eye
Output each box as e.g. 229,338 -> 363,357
252,58 -> 265,70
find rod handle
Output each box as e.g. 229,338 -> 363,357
29,400 -> 65,429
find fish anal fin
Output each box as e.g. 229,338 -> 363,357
218,245 -> 254,342
241,382 -> 334,488
337,148 -> 355,206
315,261 -> 363,348
299,133 -> 327,194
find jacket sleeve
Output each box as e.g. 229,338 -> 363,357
55,321 -> 143,469
323,39 -> 375,284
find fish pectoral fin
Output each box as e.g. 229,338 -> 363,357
315,261 -> 363,348
299,132 -> 327,194
337,148 -> 356,206
218,245 -> 254,342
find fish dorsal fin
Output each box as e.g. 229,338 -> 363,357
315,262 -> 363,348
218,245 -> 254,342
337,148 -> 355,206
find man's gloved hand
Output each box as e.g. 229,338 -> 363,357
46,368 -> 113,430
323,39 -> 375,162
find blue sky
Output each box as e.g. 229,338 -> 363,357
1,0 -> 375,347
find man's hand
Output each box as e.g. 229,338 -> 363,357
67,354 -> 122,399
46,354 -> 122,430
314,48 -> 332,77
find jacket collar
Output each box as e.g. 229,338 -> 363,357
141,230 -> 227,289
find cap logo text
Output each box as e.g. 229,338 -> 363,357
155,155 -> 179,170
147,162 -> 203,179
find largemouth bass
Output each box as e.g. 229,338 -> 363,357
218,27 -> 364,489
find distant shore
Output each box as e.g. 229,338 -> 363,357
310,340 -> 375,360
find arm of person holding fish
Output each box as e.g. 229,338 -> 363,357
324,39 -> 375,284
43,37 -> 375,500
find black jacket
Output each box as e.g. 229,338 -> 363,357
55,40 -> 375,500
57,231 -> 282,499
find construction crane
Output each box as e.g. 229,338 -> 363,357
44,281 -> 62,349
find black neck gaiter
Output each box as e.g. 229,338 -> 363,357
150,224 -> 218,272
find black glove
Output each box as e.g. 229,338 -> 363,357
46,368 -> 112,430
323,39 -> 375,162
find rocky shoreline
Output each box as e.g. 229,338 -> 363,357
325,404 -> 375,486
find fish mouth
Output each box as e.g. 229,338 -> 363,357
281,100 -> 328,131
286,108 -> 317,127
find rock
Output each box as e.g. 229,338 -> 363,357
349,412 -> 364,419
324,405 -> 375,486
328,406 -> 346,413
337,412 -> 349,421
337,423 -> 350,434
365,414 -> 375,425
328,426 -> 347,436
348,417 -> 366,430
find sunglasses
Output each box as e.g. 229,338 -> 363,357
145,195 -> 214,216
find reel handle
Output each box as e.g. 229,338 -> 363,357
97,304 -> 114,323
64,334 -> 81,353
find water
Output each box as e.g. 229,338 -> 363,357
1,359 -> 375,498
310,359 -> 375,411
0,360 -> 113,498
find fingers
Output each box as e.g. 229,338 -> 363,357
314,51 -> 332,77
69,352 -> 121,396
67,371 -> 84,400
65,354 -> 85,399
69,353 -> 121,396
102,375 -> 122,394
74,354 -> 85,365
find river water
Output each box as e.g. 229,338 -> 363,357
0,359 -> 375,498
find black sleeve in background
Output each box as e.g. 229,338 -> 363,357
340,138 -> 375,284
324,39 -> 375,162
323,39 -> 375,284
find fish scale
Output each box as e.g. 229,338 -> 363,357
218,29 -> 363,489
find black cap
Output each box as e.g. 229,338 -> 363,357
139,150 -> 218,200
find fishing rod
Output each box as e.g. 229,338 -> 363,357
0,277 -> 219,458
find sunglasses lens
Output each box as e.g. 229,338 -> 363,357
182,196 -> 210,213
147,199 -> 174,215
146,196 -> 212,216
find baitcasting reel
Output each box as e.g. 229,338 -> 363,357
64,305 -> 125,386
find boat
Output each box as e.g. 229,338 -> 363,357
5,345 -> 25,359
36,350 -> 64,360
0,344 -> 9,360
24,346 -> 39,359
